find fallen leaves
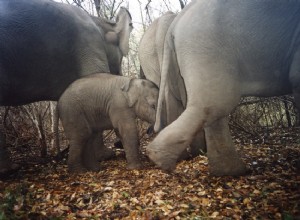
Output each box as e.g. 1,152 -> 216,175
0,137 -> 300,219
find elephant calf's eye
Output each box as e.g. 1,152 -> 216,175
151,104 -> 156,110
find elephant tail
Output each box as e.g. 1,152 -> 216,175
139,66 -> 146,79
154,32 -> 175,133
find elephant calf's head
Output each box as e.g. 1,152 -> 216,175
122,79 -> 159,124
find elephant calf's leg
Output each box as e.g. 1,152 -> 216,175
116,120 -> 142,169
93,132 -> 115,162
68,140 -> 88,173
67,130 -> 91,173
205,117 -> 247,176
82,133 -> 102,172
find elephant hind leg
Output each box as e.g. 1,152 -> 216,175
67,139 -> 88,173
96,130 -> 116,161
205,117 -> 248,176
147,60 -> 247,175
66,129 -> 91,173
82,132 -> 102,172
147,106 -> 203,171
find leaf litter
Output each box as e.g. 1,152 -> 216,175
0,132 -> 299,219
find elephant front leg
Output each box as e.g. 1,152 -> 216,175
82,133 -> 104,172
205,117 -> 247,176
114,120 -> 142,169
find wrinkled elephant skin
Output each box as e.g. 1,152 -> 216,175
0,0 -> 133,174
58,73 -> 158,173
147,0 -> 300,176
138,12 -> 206,158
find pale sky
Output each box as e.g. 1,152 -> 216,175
126,0 -> 183,26
55,0 -> 186,30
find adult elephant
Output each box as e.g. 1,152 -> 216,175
146,0 -> 300,176
0,0 -> 132,174
138,12 -> 206,157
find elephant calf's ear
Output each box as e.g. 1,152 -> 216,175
121,79 -> 131,92
121,79 -> 136,107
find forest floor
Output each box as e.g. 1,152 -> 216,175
0,127 -> 300,219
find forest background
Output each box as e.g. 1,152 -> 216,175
0,1 -> 299,219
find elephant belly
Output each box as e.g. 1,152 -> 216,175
240,77 -> 293,97
89,116 -> 113,131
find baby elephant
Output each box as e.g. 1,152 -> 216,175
58,73 -> 159,173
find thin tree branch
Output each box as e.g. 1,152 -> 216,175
178,0 -> 185,9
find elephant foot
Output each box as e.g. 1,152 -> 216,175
68,167 -> 87,174
146,128 -> 191,171
84,162 -> 101,172
146,145 -> 178,172
177,149 -> 191,161
208,156 -> 248,176
126,162 -> 142,170
68,164 -> 89,173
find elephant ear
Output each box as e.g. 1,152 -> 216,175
105,31 -> 119,45
113,7 -> 133,56
121,78 -> 137,107
92,7 -> 132,55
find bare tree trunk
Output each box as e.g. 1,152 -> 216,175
283,96 -> 292,127
20,103 -> 49,158
137,0 -> 146,32
145,0 -> 153,24
37,113 -> 47,157
94,0 -> 101,17
50,102 -> 55,149
53,103 -> 62,158
2,107 -> 10,129
178,0 -> 185,9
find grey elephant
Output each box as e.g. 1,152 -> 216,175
0,0 -> 132,174
139,11 -> 206,157
139,11 -> 176,87
146,0 -> 300,176
58,73 -> 158,172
